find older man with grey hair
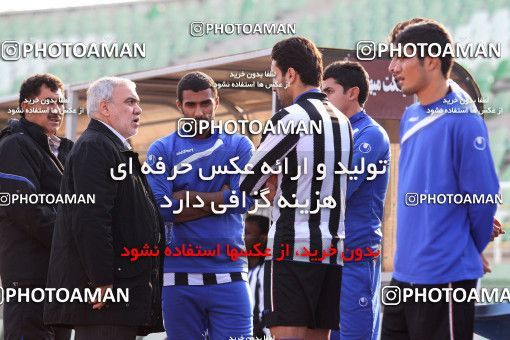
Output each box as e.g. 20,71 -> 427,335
44,77 -> 165,339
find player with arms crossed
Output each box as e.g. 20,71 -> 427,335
147,71 -> 254,339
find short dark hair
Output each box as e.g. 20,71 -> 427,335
245,214 -> 270,235
388,17 -> 430,43
19,73 -> 64,115
177,71 -> 217,103
323,61 -> 369,106
395,22 -> 454,78
271,36 -> 323,87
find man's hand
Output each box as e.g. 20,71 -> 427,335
172,190 -> 191,202
172,185 -> 230,216
481,253 -> 491,274
90,284 -> 113,310
263,175 -> 278,203
491,217 -> 505,241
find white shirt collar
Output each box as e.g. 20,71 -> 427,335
47,134 -> 61,157
96,119 -> 132,150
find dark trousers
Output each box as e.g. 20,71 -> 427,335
3,300 -> 71,340
74,325 -> 137,340
381,278 -> 477,340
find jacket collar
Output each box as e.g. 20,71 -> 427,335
349,110 -> 367,125
20,118 -> 49,149
87,119 -> 131,152
19,118 -> 65,173
293,90 -> 327,104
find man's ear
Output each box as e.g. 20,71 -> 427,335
424,56 -> 441,72
348,87 -> 360,102
176,99 -> 182,112
20,102 -> 30,116
98,99 -> 110,117
286,67 -> 297,85
214,96 -> 220,111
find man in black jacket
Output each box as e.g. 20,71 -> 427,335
44,77 -> 165,339
0,74 -> 72,340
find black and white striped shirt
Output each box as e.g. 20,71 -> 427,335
163,272 -> 248,286
248,263 -> 265,325
240,91 -> 352,265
